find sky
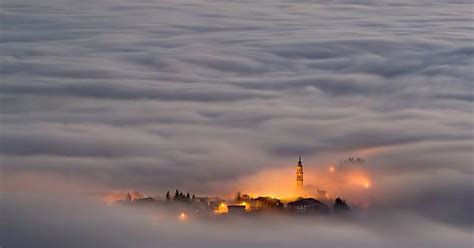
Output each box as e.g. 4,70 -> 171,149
0,0 -> 473,246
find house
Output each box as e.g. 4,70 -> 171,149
287,198 -> 329,214
253,196 -> 284,210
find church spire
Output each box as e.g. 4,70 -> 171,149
296,156 -> 304,194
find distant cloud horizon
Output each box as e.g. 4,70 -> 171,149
1,0 -> 473,237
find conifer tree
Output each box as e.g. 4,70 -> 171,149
174,189 -> 179,200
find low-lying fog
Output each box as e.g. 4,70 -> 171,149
1,190 -> 472,248
1,0 -> 473,246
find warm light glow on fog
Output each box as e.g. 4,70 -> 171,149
240,202 -> 251,211
179,213 -> 188,221
103,192 -> 126,205
364,182 -> 371,188
102,191 -> 144,205
233,167 -> 302,199
345,173 -> 372,189
232,160 -> 373,202
214,203 -> 228,214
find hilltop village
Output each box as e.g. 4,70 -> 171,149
110,157 -> 354,217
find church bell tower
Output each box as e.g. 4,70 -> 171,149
296,156 -> 304,193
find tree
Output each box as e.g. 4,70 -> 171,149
166,191 -> 171,202
192,194 -> 195,201
186,192 -> 190,201
174,189 -> 179,200
333,197 -> 350,213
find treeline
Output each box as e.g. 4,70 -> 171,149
166,190 -> 195,203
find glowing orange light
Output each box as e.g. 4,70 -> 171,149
240,202 -> 251,211
214,203 -> 228,214
179,213 -> 188,221
232,160 -> 373,202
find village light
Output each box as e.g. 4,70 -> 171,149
240,201 -> 251,211
214,203 -> 228,214
179,212 -> 188,221
364,182 -> 371,188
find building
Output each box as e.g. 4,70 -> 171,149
296,156 -> 304,193
253,196 -> 284,210
227,205 -> 246,215
287,198 -> 329,214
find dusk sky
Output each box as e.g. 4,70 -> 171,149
1,0 -> 473,247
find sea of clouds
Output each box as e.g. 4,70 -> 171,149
1,0 -> 473,246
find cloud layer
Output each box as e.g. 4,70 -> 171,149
1,0 -> 473,236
